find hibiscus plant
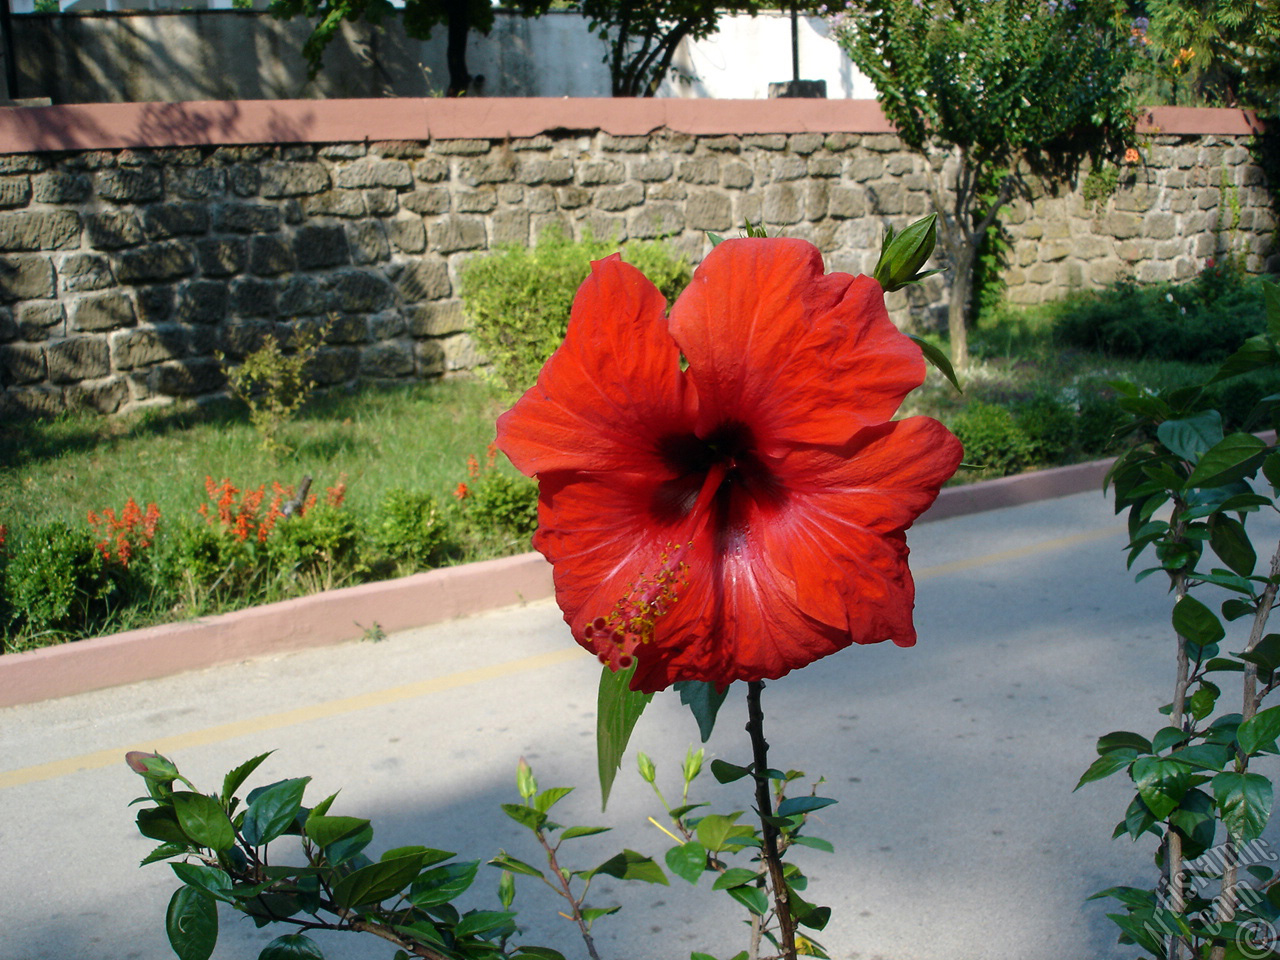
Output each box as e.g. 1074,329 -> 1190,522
129,218 -> 963,960
1080,279 -> 1280,960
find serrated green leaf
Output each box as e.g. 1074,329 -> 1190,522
222,752 -> 273,804
1131,757 -> 1192,820
1239,705 -> 1280,756
500,803 -> 546,832
1213,335 -> 1278,384
454,910 -> 517,939
533,786 -> 574,815
172,862 -> 234,903
242,777 -> 309,847
695,812 -> 745,853
776,796 -> 837,818
331,851 -> 426,909
590,849 -> 668,885
166,885 -> 218,960
674,681 -> 731,742
1158,411 -> 1223,463
410,860 -> 480,908
597,663 -> 653,810
488,854 -> 545,879
1173,595 -> 1225,647
665,841 -> 707,884
172,792 -> 235,852
1186,433 -> 1268,488
1076,750 -> 1138,790
140,841 -> 189,866
725,883 -> 769,916
1213,771 -> 1273,841
257,934 -> 323,960
710,759 -> 752,784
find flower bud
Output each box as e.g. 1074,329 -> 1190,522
873,214 -> 938,292
637,752 -> 657,784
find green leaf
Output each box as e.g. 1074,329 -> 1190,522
1151,726 -> 1188,754
500,803 -> 546,832
776,796 -> 837,818
578,906 -> 621,925
172,792 -> 236,852
1223,598 -> 1257,622
1185,433 -> 1268,489
1265,280 -> 1280,341
561,825 -> 611,840
1210,515 -> 1257,576
597,663 -> 654,810
665,841 -> 708,884
332,851 -> 426,909
674,681 -> 731,742
1239,705 -> 1280,756
1130,757 -> 1192,820
695,813 -> 751,853
724,884 -> 769,916
222,752 -> 274,803
304,814 -> 372,864
166,886 -> 218,960
454,910 -> 517,939
1172,743 -> 1232,772
710,760 -> 752,784
590,849 -> 668,885
706,232 -> 725,247
513,949 -> 567,960
488,854 -> 546,879
172,862 -> 234,903
1075,750 -> 1137,790
1213,771 -> 1274,841
137,808 -> 191,846
242,777 -> 310,847
410,860 -> 480,908
789,836 -> 835,853
141,841 -> 190,867
533,786 -> 573,814
1188,683 -> 1220,722
1211,334 -> 1278,384
1173,595 -> 1225,648
1157,411 -> 1223,463
1240,634 -> 1280,673
1098,731 -> 1152,755
909,334 -> 962,392
258,934 -> 324,960
711,867 -> 760,890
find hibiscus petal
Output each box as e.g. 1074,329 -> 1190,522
496,255 -> 692,477
667,238 -> 924,451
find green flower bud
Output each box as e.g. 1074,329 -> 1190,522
873,214 -> 939,292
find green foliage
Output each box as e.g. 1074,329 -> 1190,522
462,473 -> 538,542
267,504 -> 362,592
1136,0 -> 1280,112
1052,260 -> 1275,363
2,522 -> 117,646
948,402 -> 1038,477
366,489 -> 456,573
222,324 -> 325,454
830,0 -> 1136,369
461,226 -> 692,397
1083,278 -> 1280,958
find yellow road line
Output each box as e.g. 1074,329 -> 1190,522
0,648 -> 582,790
0,522 -> 1122,791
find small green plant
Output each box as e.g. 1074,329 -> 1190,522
3,521 -> 117,647
366,488 -> 456,574
948,402 -> 1037,477
1082,160 -> 1122,212
461,226 -> 692,396
222,323 -> 327,453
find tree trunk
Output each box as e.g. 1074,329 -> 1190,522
947,244 -> 975,372
444,0 -> 471,96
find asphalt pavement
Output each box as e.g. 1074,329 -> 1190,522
4,488 -> 1276,960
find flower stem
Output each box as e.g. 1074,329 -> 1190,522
746,680 -> 798,960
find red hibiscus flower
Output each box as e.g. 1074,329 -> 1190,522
496,238 -> 963,693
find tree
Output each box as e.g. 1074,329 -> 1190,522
579,0 -> 765,96
269,0 -> 550,96
1136,0 -> 1280,113
831,0 -> 1135,370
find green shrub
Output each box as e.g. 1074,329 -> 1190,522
1052,261 -> 1273,363
3,522 -> 117,644
222,323 -> 326,453
464,473 -> 539,542
1012,393 -> 1076,464
949,402 -> 1038,477
366,489 -> 456,573
461,225 -> 692,396
267,505 -> 362,593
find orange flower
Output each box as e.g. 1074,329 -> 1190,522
1124,147 -> 1141,164
453,482 -> 470,501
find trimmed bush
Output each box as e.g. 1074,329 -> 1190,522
461,225 -> 692,396
949,402 -> 1038,477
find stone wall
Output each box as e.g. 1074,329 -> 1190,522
0,100 -> 1274,417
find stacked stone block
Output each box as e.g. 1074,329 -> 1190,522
0,128 -> 1273,417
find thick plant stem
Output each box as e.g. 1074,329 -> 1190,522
1211,539 -> 1280,959
1166,506 -> 1191,960
746,681 -> 798,960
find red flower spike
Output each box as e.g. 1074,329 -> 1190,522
497,239 -> 963,693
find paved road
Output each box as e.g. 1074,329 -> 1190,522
4,489 -> 1276,960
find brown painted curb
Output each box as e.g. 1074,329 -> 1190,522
0,456 -> 1112,709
